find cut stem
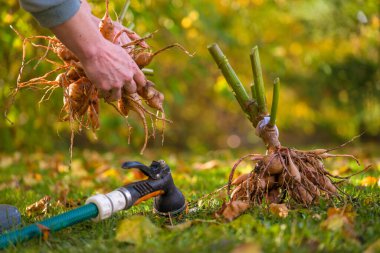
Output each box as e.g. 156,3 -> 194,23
250,46 -> 267,115
142,68 -> 154,76
208,43 -> 259,125
269,78 -> 280,127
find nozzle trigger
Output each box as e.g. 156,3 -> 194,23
121,161 -> 161,179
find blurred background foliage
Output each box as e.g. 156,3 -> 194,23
0,0 -> 379,156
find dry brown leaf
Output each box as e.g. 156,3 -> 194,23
269,203 -> 288,218
36,224 -> 50,241
115,216 -> 160,245
231,242 -> 262,253
26,195 -> 51,216
216,201 -> 250,222
360,176 -> 378,187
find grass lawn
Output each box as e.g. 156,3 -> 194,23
0,148 -> 379,253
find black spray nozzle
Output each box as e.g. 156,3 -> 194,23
121,160 -> 186,216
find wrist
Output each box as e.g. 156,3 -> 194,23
51,1 -> 106,62
79,40 -> 109,63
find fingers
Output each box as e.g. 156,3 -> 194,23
123,79 -> 137,94
108,88 -> 121,101
98,88 -> 121,102
133,67 -> 147,89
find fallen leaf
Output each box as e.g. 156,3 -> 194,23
332,165 -> 352,176
194,160 -> 220,170
23,173 -> 43,187
364,238 -> 380,253
70,159 -> 88,178
327,205 -> 355,223
26,196 -> 51,217
99,168 -> 121,180
216,201 -> 250,222
57,164 -> 69,173
320,206 -> 358,240
231,242 -> 261,253
36,224 -> 50,241
115,216 -> 160,245
0,176 -> 20,191
360,176 -> 378,187
269,203 -> 288,218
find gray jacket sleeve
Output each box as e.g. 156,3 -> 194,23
19,0 -> 81,28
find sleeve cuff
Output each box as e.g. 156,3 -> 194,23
30,0 -> 81,28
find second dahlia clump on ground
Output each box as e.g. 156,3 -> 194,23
228,145 -> 360,206
208,44 -> 367,220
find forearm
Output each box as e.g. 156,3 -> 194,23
51,2 -> 104,62
80,0 -> 101,25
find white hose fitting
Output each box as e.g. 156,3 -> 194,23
86,191 -> 127,221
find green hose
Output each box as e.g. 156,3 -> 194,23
0,203 -> 98,249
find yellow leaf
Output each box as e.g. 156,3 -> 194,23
100,168 -> 120,179
115,216 -> 160,245
269,203 -> 289,218
360,176 -> 378,187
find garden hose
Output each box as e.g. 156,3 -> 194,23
0,160 -> 185,249
0,204 -> 98,249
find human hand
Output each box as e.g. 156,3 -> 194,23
51,1 -> 148,102
80,39 -> 146,102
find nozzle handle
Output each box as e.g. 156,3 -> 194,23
121,161 -> 163,180
122,160 -> 186,215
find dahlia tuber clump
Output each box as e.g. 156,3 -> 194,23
8,0 -> 192,156
208,44 -> 368,216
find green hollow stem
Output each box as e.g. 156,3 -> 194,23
208,43 -> 259,124
250,82 -> 257,101
250,46 -> 268,115
269,78 -> 280,127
